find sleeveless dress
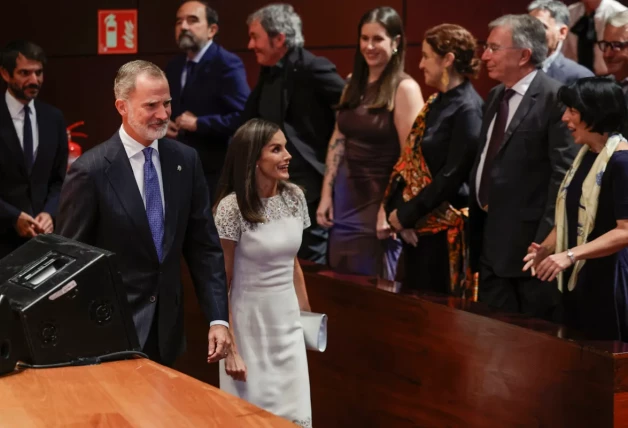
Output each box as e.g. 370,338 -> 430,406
330,78 -> 409,279
214,184 -> 312,427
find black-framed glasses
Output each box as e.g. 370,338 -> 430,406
596,40 -> 628,52
481,43 -> 523,53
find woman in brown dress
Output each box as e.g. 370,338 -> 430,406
316,6 -> 423,278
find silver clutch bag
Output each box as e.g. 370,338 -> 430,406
300,311 -> 328,352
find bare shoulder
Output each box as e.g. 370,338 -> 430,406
396,78 -> 421,97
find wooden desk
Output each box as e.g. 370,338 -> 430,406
0,359 -> 296,428
303,264 -> 628,428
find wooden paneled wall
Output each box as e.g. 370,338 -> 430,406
0,0 -> 595,150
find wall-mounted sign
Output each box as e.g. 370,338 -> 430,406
98,10 -> 138,55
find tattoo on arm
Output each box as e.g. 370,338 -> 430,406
325,138 -> 346,188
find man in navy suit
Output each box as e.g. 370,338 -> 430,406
528,0 -> 594,85
56,60 -> 231,367
0,41 -> 67,259
165,0 -> 250,202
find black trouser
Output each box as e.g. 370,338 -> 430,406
478,261 -> 562,321
141,304 -> 173,367
401,231 -> 450,294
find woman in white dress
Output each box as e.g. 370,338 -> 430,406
213,118 -> 313,427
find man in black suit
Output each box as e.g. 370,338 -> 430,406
528,0 -> 594,84
56,60 -> 231,367
165,1 -> 250,201
600,10 -> 628,103
469,15 -> 577,319
243,4 -> 345,264
0,41 -> 67,259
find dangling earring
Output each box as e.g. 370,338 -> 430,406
441,68 -> 450,89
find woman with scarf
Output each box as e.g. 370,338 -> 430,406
384,24 -> 483,295
524,76 -> 628,341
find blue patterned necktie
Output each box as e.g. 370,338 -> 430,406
143,147 -> 164,261
23,104 -> 33,171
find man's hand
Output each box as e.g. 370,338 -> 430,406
166,120 -> 179,139
207,324 -> 232,363
35,212 -> 54,234
15,212 -> 39,238
175,111 -> 198,132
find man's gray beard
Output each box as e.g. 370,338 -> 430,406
128,109 -> 168,141
178,34 -> 200,52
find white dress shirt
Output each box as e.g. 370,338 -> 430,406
118,125 -> 229,329
180,40 -> 212,89
542,41 -> 563,73
6,90 -> 38,159
475,70 -> 538,206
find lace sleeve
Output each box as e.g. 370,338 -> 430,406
296,186 -> 311,230
214,194 -> 241,241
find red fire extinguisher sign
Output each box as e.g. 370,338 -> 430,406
98,10 -> 138,55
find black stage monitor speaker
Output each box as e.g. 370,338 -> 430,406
0,234 -> 140,375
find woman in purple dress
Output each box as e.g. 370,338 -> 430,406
316,6 -> 423,279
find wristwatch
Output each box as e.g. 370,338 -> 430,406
567,249 -> 576,264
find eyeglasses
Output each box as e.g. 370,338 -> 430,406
481,43 -> 522,53
596,40 -> 628,52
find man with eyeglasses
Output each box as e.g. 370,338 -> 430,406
528,0 -> 594,84
600,10 -> 628,101
469,14 -> 577,321
562,0 -> 626,75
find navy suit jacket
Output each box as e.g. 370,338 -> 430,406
166,42 -> 250,176
55,133 -> 228,365
469,71 -> 578,277
546,52 -> 594,86
0,97 -> 67,258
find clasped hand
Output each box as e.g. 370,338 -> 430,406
523,242 -> 573,282
15,212 -> 53,238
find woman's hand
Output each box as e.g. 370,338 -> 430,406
399,229 -> 418,247
376,205 -> 394,240
316,196 -> 334,228
224,352 -> 247,382
522,242 -> 551,275
534,251 -> 574,282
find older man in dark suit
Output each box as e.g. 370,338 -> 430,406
242,4 -> 345,264
528,0 -> 594,84
469,15 -> 578,319
165,0 -> 249,202
56,60 -> 231,367
0,41 -> 67,259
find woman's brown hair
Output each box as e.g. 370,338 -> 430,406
213,118 -> 285,224
424,24 -> 481,78
337,7 -> 406,111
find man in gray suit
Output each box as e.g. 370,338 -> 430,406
600,10 -> 628,102
469,15 -> 578,319
528,0 -> 594,84
56,60 -> 231,366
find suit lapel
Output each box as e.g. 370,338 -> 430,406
0,98 -> 28,177
104,135 -> 159,261
281,49 -> 300,120
158,139 -> 179,260
497,72 -> 541,154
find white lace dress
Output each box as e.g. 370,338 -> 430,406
215,184 -> 312,428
